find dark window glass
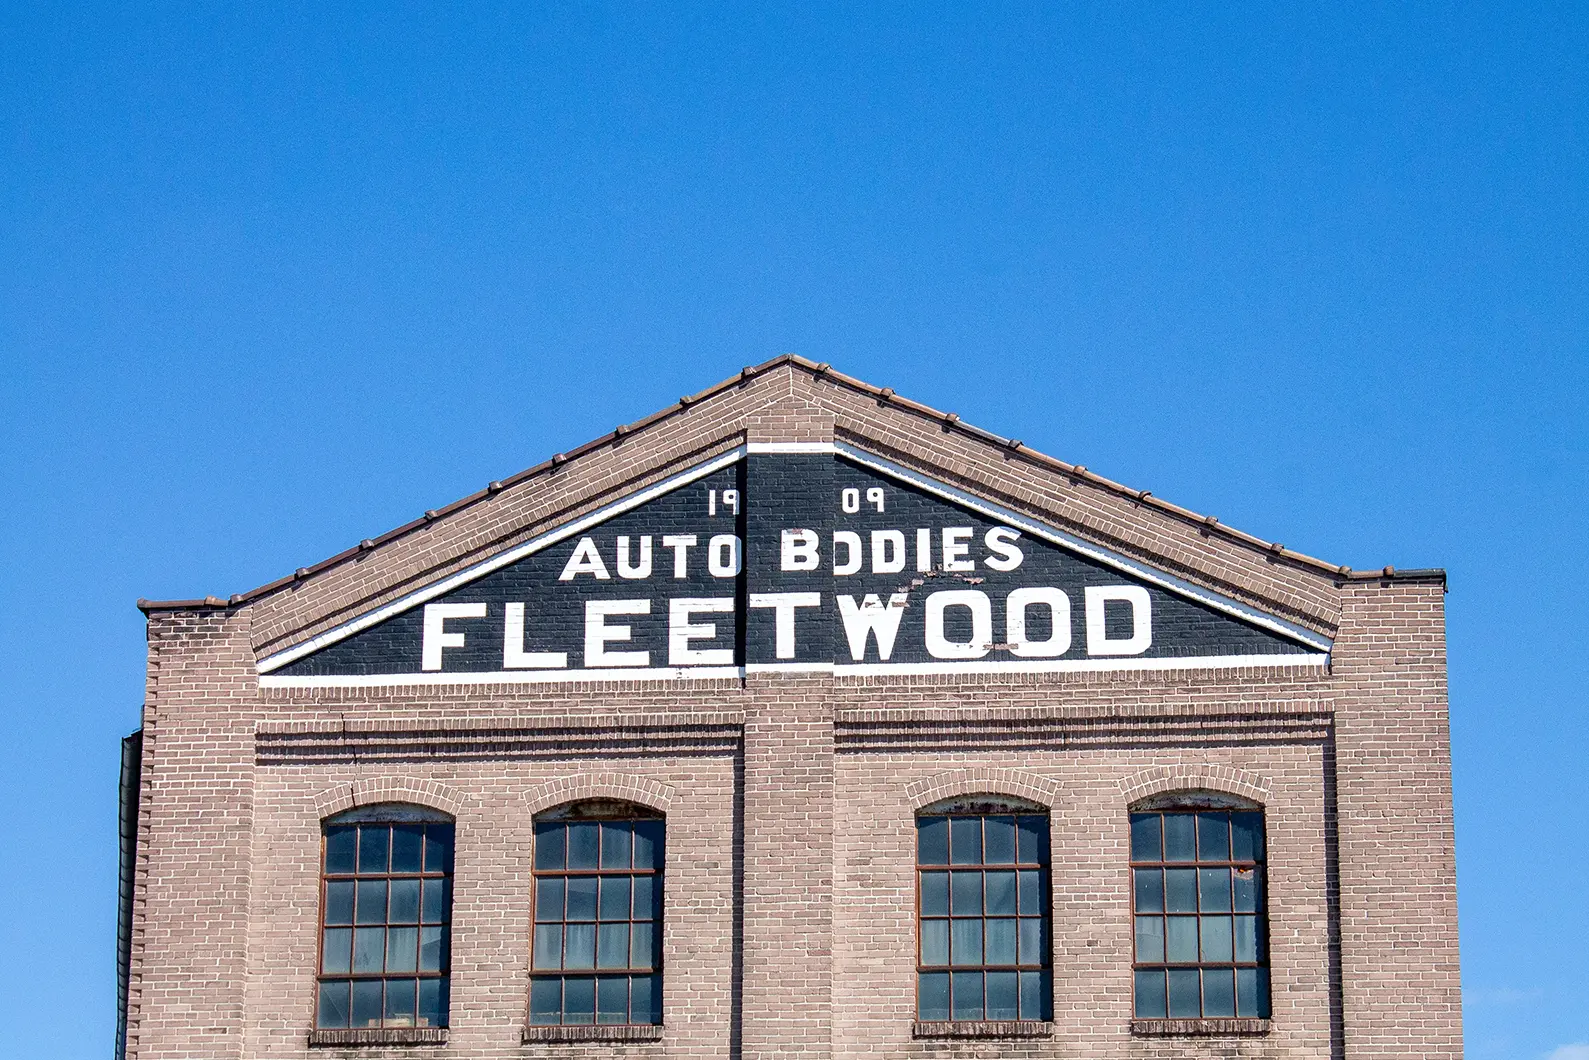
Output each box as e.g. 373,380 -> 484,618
317,814 -> 453,1029
1130,808 -> 1269,1020
917,811 -> 1050,1022
530,807 -> 663,1025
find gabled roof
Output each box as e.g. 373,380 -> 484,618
137,354 -> 1443,617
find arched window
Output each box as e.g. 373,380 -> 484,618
316,804 -> 454,1030
1129,794 -> 1269,1020
530,801 -> 664,1027
915,796 -> 1051,1023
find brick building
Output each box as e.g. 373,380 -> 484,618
118,356 -> 1461,1059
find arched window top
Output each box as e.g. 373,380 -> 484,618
918,793 -> 1048,817
325,802 -> 454,825
1129,789 -> 1262,813
535,798 -> 663,822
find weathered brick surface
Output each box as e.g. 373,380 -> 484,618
127,365 -> 1459,1059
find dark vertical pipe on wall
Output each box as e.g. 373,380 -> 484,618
116,730 -> 143,1060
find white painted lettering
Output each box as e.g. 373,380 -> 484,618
1085,585 -> 1152,656
833,530 -> 863,575
502,602 -> 569,669
421,602 -> 487,671
584,599 -> 651,667
924,589 -> 992,659
871,529 -> 906,574
781,528 -> 820,571
616,535 -> 653,579
836,593 -> 909,661
748,591 -> 822,659
707,534 -> 741,578
984,527 -> 1024,572
1005,587 -> 1070,658
661,535 -> 697,579
668,598 -> 735,665
916,528 -> 932,571
559,537 -> 611,580
941,527 -> 975,571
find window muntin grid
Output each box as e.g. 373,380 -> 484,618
530,811 -> 664,1026
317,815 -> 453,1029
1129,809 -> 1269,1020
916,811 -> 1051,1022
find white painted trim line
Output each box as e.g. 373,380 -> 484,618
830,653 -> 1328,677
257,447 -> 748,674
259,666 -> 747,689
834,442 -> 1334,652
746,442 -> 837,454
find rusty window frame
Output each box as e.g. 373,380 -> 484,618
529,803 -> 664,1026
315,811 -> 454,1030
915,804 -> 1051,1022
1128,808 -> 1270,1020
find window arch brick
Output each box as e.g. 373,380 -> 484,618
313,778 -> 467,820
524,773 -> 676,817
1119,765 -> 1270,809
906,768 -> 1059,813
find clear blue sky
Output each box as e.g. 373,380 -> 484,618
2,3 -> 1584,1057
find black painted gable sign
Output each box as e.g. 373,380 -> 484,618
260,446 -> 1329,686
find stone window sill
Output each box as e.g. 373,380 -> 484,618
1131,1018 -> 1271,1036
521,1024 -> 664,1043
912,1020 -> 1053,1038
309,1027 -> 449,1046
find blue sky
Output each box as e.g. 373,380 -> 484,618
2,3 -> 1585,1057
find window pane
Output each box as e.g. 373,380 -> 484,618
630,922 -> 655,969
920,920 -> 949,966
418,976 -> 448,1028
1197,813 -> 1231,861
632,820 -> 663,870
563,976 -> 596,1024
1134,969 -> 1167,1019
921,872 -> 949,916
1134,916 -> 1164,963
384,978 -> 417,1025
950,919 -> 983,966
419,926 -> 446,972
951,971 -> 984,1020
917,816 -> 949,865
986,970 -> 1018,1020
1164,869 -> 1197,912
355,881 -> 387,924
1163,815 -> 1196,861
390,826 -> 424,873
918,971 -> 950,1021
422,878 -> 450,924
1018,869 -> 1042,915
1018,917 -> 1044,965
353,927 -> 385,973
358,827 -> 389,873
389,879 -> 421,923
534,822 -> 565,870
533,925 -> 563,969
1166,917 -> 1198,963
597,975 -> 629,1024
325,828 -> 357,874
318,980 -> 351,1028
535,878 -> 565,922
950,817 -> 982,864
600,876 -> 631,921
351,979 -> 383,1028
529,977 -> 562,1025
567,823 -> 600,870
322,928 -> 352,974
566,876 -> 598,921
1233,867 -> 1260,913
1231,813 -> 1264,862
325,880 -> 355,925
1166,968 -> 1201,1018
1129,814 -> 1161,862
1234,915 -> 1258,962
601,822 -> 633,869
424,826 -> 453,873
387,926 -> 419,973
1134,868 -> 1163,913
1236,967 -> 1269,1018
983,817 -> 1017,863
565,923 -> 596,969
1200,868 -> 1232,912
1019,970 -> 1045,1020
1200,916 -> 1233,962
632,875 -> 656,920
1016,816 -> 1048,864
1203,968 -> 1236,1017
985,871 -> 1017,915
985,919 -> 1017,964
950,871 -> 982,915
597,923 -> 629,968
632,973 -> 661,1024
